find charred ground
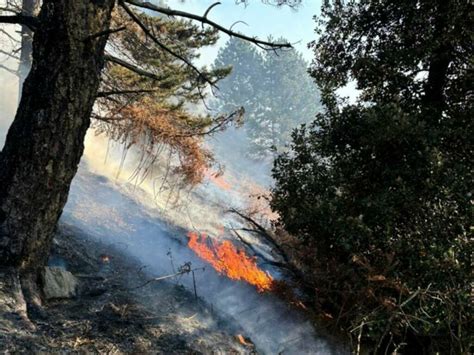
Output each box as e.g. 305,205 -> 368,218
0,223 -> 253,354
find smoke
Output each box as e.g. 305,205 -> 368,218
62,167 -> 342,354
0,23 -> 20,148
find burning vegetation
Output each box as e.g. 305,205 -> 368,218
187,231 -> 273,292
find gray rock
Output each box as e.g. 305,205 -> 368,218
42,267 -> 78,300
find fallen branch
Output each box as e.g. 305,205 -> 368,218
121,262 -> 205,291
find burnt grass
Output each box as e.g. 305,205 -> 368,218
0,223 -> 253,354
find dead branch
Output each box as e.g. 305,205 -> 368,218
171,107 -> 244,138
123,0 -> 292,50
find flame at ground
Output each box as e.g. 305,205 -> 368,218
187,231 -> 273,292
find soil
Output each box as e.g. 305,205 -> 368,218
0,223 -> 254,354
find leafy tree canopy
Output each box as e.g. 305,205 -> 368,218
271,0 -> 472,352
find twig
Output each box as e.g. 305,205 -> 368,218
0,48 -> 19,60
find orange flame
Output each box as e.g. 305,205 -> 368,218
236,334 -> 254,347
187,231 -> 273,292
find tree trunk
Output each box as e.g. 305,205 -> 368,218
0,0 -> 115,300
422,0 -> 452,119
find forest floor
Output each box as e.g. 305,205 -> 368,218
0,223 -> 253,354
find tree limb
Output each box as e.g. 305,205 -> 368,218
0,14 -> 38,30
104,54 -> 169,82
123,0 -> 292,50
96,88 -> 160,97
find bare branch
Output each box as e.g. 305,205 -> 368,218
0,28 -> 20,43
0,63 -> 18,76
123,0 -> 292,50
203,2 -> 221,20
230,20 -> 249,32
0,48 -> 19,60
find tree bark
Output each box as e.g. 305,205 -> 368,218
0,0 -> 115,291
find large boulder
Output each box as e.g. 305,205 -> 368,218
42,267 -> 78,300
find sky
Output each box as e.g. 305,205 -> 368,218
168,1 -> 357,100
169,0 -> 322,65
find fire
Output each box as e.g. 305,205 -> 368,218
187,231 -> 273,292
235,334 -> 254,347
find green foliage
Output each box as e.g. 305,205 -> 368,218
271,0 -> 473,352
213,37 -> 321,158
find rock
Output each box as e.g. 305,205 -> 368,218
42,267 -> 78,300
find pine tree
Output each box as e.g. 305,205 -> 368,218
213,37 -> 320,158
95,8 -> 233,185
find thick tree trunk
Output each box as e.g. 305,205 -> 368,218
0,0 -> 115,292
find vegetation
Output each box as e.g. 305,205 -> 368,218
213,37 -> 320,158
271,0 -> 472,352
